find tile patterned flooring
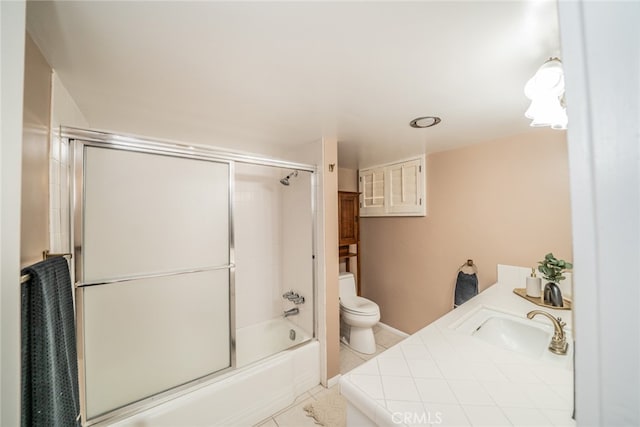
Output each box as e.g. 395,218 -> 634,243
254,325 -> 406,427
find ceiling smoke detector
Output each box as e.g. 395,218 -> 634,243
409,116 -> 441,128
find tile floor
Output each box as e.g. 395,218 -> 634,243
254,324 -> 406,427
340,325 -> 406,374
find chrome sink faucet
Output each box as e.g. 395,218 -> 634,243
527,310 -> 568,355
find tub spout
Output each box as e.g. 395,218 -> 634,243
284,308 -> 299,318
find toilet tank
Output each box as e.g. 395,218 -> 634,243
339,272 -> 356,298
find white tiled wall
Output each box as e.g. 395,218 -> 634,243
280,170 -> 313,333
234,163 -> 314,333
234,163 -> 283,329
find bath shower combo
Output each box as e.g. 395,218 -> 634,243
59,127 -> 318,426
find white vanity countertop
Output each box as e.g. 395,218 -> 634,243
340,265 -> 575,427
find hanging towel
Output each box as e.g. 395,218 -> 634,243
21,256 -> 81,427
454,262 -> 479,308
454,271 -> 478,307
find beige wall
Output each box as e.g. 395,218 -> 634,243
323,139 -> 340,380
360,130 -> 573,333
21,33 -> 51,266
338,167 -> 358,192
337,167 -> 358,275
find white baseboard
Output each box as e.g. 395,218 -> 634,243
377,322 -> 410,338
327,374 -> 342,388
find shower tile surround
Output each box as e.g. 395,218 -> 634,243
340,265 -> 575,427
234,163 -> 313,332
234,164 -> 286,329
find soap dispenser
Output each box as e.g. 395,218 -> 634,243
526,267 -> 542,298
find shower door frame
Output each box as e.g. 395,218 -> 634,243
63,127 -> 317,426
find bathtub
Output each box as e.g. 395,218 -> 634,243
236,318 -> 312,367
111,319 -> 319,426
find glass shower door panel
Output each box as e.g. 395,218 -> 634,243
83,146 -> 229,282
82,270 -> 230,419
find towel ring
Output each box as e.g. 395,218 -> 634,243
457,259 -> 478,275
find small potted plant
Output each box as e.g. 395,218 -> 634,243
537,253 -> 573,307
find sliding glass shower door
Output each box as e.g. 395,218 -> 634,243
75,145 -> 232,421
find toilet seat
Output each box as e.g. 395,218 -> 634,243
340,295 -> 380,316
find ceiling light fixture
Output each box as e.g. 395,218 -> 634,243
524,57 -> 568,130
410,116 -> 441,128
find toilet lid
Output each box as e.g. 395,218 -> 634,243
340,295 -> 379,315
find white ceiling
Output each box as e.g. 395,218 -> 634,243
26,1 -> 561,169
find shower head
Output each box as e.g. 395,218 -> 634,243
280,170 -> 298,186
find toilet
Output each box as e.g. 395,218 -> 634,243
339,272 -> 380,354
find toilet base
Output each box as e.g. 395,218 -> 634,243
344,326 -> 377,354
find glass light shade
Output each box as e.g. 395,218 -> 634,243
526,96 -> 567,129
524,58 -> 567,130
525,59 -> 565,98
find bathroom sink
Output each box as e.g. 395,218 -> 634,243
451,306 -> 572,366
472,316 -> 550,358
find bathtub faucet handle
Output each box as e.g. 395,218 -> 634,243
292,296 -> 305,304
283,291 -> 301,301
